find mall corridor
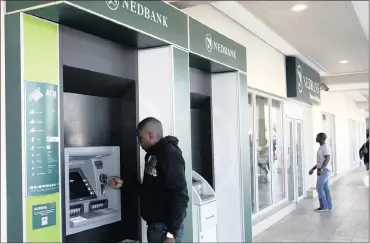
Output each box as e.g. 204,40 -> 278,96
253,169 -> 369,243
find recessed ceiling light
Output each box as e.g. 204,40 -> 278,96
290,4 -> 308,12
338,60 -> 349,64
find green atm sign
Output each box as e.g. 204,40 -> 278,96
25,81 -> 60,197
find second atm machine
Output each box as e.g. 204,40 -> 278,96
64,146 -> 121,236
192,170 -> 218,242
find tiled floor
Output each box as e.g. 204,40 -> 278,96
253,169 -> 369,243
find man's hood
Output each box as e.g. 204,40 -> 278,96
153,136 -> 182,154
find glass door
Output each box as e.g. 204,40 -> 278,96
248,93 -> 257,213
286,118 -> 295,201
296,120 -> 304,200
286,118 -> 305,201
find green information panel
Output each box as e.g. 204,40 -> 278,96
32,202 -> 57,230
25,80 -> 59,196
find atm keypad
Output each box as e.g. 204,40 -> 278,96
89,199 -> 108,211
70,205 -> 84,217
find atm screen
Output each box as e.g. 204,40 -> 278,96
69,170 -> 97,202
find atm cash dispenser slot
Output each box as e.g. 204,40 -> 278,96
65,146 -> 121,236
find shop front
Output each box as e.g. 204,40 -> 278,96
285,56 -> 321,202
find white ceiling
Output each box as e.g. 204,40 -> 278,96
240,1 -> 368,74
238,1 -> 369,110
168,1 -> 369,114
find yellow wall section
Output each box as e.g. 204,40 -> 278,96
22,14 -> 61,242
23,14 -> 58,84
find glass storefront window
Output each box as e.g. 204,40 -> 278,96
248,93 -> 256,213
255,95 -> 272,211
249,92 -> 285,214
322,113 -> 336,174
349,119 -> 357,164
271,100 -> 285,203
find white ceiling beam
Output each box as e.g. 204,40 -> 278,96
167,1 -> 213,9
357,101 -> 369,109
210,1 -> 328,76
352,1 -> 369,40
328,83 -> 368,92
321,72 -> 369,85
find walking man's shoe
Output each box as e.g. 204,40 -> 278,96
315,208 -> 329,212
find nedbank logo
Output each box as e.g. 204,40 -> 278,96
296,64 -> 320,96
105,0 -> 168,27
106,0 -> 119,10
297,65 -> 304,93
205,34 -> 213,52
204,34 -> 237,59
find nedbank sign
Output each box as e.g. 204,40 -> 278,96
105,0 -> 168,27
71,0 -> 188,48
189,17 -> 246,72
205,34 -> 237,59
286,56 -> 321,105
6,1 -> 248,71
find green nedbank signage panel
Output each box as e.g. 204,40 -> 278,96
69,0 -> 188,48
286,56 -> 321,105
189,17 -> 247,72
6,0 -> 188,48
5,1 -> 54,13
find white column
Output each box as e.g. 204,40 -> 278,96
211,72 -> 243,242
137,46 -> 174,242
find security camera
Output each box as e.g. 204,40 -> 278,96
320,83 -> 329,92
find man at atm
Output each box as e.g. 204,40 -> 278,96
109,117 -> 189,243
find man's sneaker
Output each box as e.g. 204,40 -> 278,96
315,208 -> 329,212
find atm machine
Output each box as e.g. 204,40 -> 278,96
192,170 -> 218,242
64,146 -> 121,235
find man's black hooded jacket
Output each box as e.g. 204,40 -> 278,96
138,136 -> 189,237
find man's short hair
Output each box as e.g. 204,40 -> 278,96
317,133 -> 327,141
137,117 -> 163,138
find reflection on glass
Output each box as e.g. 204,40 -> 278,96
256,95 -> 272,210
271,100 -> 284,203
248,94 -> 256,213
287,121 -> 295,201
297,122 -> 304,197
322,113 -> 336,174
350,120 -> 357,163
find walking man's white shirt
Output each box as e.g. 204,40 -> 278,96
317,143 -> 332,171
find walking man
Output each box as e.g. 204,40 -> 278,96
309,133 -> 332,211
109,117 -> 189,243
359,129 -> 369,171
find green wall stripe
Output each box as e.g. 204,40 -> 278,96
172,47 -> 193,242
5,13 -> 23,243
239,73 -> 252,242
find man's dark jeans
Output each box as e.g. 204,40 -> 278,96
147,223 -> 184,243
